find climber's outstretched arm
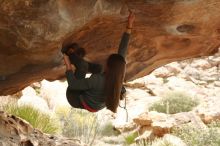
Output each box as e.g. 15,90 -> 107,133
118,10 -> 135,58
63,54 -> 72,71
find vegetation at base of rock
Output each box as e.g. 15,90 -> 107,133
146,138 -> 176,146
207,120 -> 220,128
134,137 -> 177,146
56,107 -> 99,145
100,122 -> 119,136
149,91 -> 199,114
172,123 -> 220,146
3,103 -> 60,134
163,78 -> 169,84
124,132 -> 138,145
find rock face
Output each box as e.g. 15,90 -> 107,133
0,111 -> 82,146
132,111 -> 206,141
0,0 -> 220,95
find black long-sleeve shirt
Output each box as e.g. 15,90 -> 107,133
65,32 -> 130,110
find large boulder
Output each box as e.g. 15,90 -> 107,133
133,111 -> 206,139
0,0 -> 220,95
195,96 -> 220,124
0,111 -> 82,146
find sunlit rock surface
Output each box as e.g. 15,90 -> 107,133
0,111 -> 83,146
0,0 -> 220,95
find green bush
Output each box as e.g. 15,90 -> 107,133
132,137 -> 176,146
149,91 -> 199,114
172,123 -> 220,146
208,120 -> 220,128
137,121 -> 220,146
100,122 -> 119,136
3,104 -> 60,134
163,78 -> 169,84
124,132 -> 139,145
56,107 -> 99,145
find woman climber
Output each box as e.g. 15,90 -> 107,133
62,11 -> 135,113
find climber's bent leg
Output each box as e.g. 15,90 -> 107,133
66,87 -> 84,109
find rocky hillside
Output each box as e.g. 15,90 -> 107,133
111,49 -> 220,145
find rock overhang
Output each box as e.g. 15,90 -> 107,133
0,0 -> 220,95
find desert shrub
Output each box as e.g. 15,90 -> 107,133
34,87 -> 41,95
148,138 -> 176,146
56,107 -> 99,145
101,135 -> 125,145
163,78 -> 169,84
136,122 -> 220,146
132,136 -> 177,146
208,120 -> 220,128
3,103 -> 60,134
124,132 -> 139,145
172,123 -> 220,146
149,91 -> 199,114
126,122 -> 220,146
133,137 -> 176,146
100,122 -> 119,136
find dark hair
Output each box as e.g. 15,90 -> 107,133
62,43 -> 79,54
77,47 -> 86,58
68,43 -> 79,50
105,54 -> 126,113
65,43 -> 86,58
